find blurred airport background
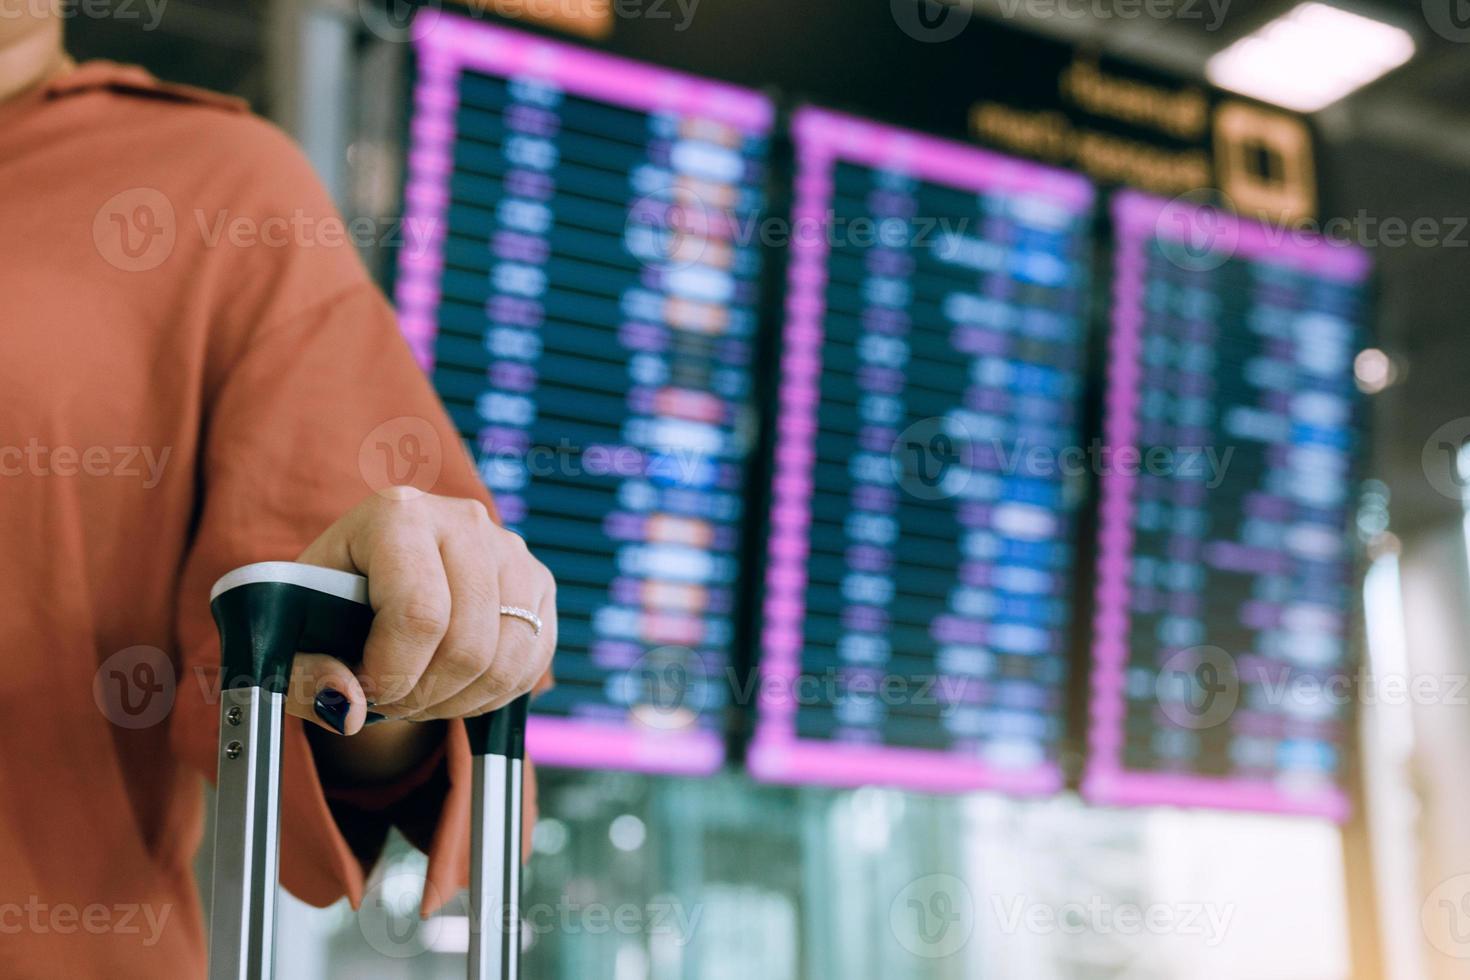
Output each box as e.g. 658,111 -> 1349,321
65,0 -> 1470,976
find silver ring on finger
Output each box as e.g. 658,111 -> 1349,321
498,604 -> 543,637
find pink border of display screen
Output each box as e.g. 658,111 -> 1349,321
1081,190 -> 1369,820
393,12 -> 771,775
746,107 -> 1093,795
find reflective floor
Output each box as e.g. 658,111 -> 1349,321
263,769 -> 1350,979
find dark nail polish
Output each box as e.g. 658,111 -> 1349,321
313,688 -> 350,734
364,711 -> 389,726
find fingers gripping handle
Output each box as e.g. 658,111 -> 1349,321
211,560 -> 532,754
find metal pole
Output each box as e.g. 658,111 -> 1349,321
209,687 -> 286,980
469,751 -> 524,980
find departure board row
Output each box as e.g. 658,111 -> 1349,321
392,15 -> 1373,815
747,108 -> 1096,793
395,16 -> 772,773
1082,191 -> 1370,818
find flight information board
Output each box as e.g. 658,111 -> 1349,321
395,16 -> 772,773
1083,190 -> 1370,819
749,108 -> 1096,793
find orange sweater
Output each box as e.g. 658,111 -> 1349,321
0,61 -> 524,977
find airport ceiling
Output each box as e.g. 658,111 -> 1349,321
66,0 -> 1470,535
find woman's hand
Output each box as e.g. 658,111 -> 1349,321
283,490 -> 556,770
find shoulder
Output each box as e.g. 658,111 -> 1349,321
37,63 -> 378,345
44,61 -> 330,212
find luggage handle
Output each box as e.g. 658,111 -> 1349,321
207,561 -> 527,980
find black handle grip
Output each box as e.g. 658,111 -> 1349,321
211,563 -> 374,695
465,694 -> 530,759
211,562 -> 532,755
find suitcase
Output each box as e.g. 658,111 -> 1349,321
206,561 -> 528,980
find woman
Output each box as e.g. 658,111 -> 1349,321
0,9 -> 554,977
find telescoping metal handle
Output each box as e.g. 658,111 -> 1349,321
465,697 -> 529,980
207,561 -> 527,980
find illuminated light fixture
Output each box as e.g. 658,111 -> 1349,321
1354,347 -> 1398,394
1207,2 -> 1415,112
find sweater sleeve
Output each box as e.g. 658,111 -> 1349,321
165,115 -> 530,913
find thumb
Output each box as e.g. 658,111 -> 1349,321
287,652 -> 371,736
